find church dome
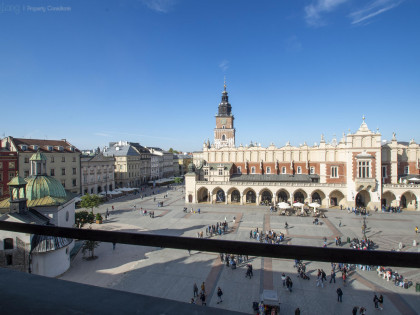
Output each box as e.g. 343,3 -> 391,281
25,175 -> 67,200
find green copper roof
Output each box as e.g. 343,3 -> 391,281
25,175 -> 67,200
8,175 -> 27,186
30,151 -> 48,161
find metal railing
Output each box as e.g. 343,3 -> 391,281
0,221 -> 419,268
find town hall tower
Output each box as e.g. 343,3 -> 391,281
214,81 -> 235,149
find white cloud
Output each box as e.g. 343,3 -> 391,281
349,0 -> 403,25
219,60 -> 229,72
304,0 -> 349,26
141,0 -> 176,13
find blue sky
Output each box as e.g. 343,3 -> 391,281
1,0 -> 419,152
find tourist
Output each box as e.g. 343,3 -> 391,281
330,270 -> 336,283
295,308 -> 301,315
193,283 -> 198,297
352,306 -> 358,315
217,287 -> 223,304
336,287 -> 343,302
378,294 -> 384,310
201,282 -> 205,294
281,273 -> 286,287
200,292 -> 206,306
373,294 -> 379,309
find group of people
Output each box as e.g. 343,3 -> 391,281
220,253 -> 249,269
377,266 -> 412,288
206,221 -> 229,237
249,228 -> 286,244
349,237 -> 374,250
281,273 -> 294,292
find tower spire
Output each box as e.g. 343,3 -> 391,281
224,76 -> 226,91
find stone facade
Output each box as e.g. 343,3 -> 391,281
81,153 -> 115,195
187,88 -> 420,210
0,150 -> 18,200
1,137 -> 81,195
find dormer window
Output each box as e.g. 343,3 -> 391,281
266,167 -> 271,174
69,146 -> 75,152
32,145 -> 38,151
48,146 -> 53,151
20,145 -> 27,151
297,166 -> 302,174
56,146 -> 63,151
237,166 -> 241,174
251,166 -> 256,174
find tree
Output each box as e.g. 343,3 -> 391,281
82,226 -> 100,260
168,148 -> 179,154
80,194 -> 102,214
75,210 -> 94,228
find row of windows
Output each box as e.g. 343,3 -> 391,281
22,168 -> 77,177
234,166 -> 318,175
24,156 -> 77,163
0,162 -> 16,170
0,172 -> 16,182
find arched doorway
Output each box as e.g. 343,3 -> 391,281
293,190 -> 307,203
312,192 -> 321,204
400,191 -> 417,210
246,190 -> 256,204
382,191 -> 396,208
261,190 -> 272,205
197,187 -> 209,203
277,190 -> 289,202
355,190 -> 370,208
188,194 -> 193,203
231,190 -> 240,203
98,186 -> 102,193
329,190 -> 345,207
216,189 -> 225,203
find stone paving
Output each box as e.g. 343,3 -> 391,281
60,186 -> 420,314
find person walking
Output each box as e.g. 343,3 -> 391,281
200,292 -> 206,306
112,242 -> 116,250
339,220 -> 341,227
352,306 -> 358,315
281,273 -> 286,287
336,287 -> 343,302
330,270 -> 336,283
295,307 -> 300,315
193,283 -> 198,297
378,294 -> 384,310
373,294 -> 379,310
201,282 -> 206,294
216,287 -> 223,304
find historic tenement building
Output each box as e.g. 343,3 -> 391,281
186,85 -> 420,210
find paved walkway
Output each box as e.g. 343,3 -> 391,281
63,186 -> 420,314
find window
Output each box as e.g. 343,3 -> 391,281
4,238 -> 13,250
237,166 -> 241,174
50,169 -> 55,176
51,156 -> 54,163
358,161 -> 370,178
331,166 -> 338,178
72,156 -> 76,162
62,180 -> 66,188
8,162 -> 15,169
24,157 -> 29,163
281,166 -> 286,174
266,167 -> 271,174
73,168 -> 76,175
62,156 -> 65,162
251,166 -> 256,174
204,169 -> 209,175
8,172 -> 14,180
297,166 -> 302,174
404,166 -> 409,174
72,179 -> 77,187
222,135 -> 226,141
218,169 -> 223,175
24,170 -> 29,177
62,168 -> 66,175
310,167 -> 315,175
382,166 -> 387,178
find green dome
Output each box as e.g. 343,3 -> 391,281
25,176 -> 67,200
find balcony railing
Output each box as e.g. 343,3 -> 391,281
0,221 -> 418,268
197,181 -> 346,187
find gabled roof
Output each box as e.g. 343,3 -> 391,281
103,145 -> 140,157
207,163 -> 233,171
10,137 -> 80,153
7,208 -> 50,225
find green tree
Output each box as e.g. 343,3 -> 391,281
75,210 -> 93,228
82,226 -> 100,260
80,194 -> 102,214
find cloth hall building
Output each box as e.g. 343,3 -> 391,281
186,84 -> 420,210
